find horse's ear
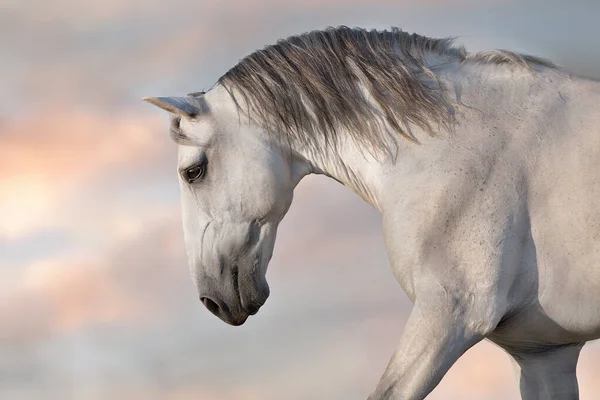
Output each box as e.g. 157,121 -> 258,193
142,96 -> 203,119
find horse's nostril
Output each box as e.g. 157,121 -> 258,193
200,297 -> 220,316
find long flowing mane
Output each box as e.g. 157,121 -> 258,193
218,26 -> 555,153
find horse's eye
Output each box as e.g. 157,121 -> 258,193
184,164 -> 206,183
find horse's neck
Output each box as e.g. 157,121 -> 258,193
290,63 -> 464,211
290,63 -> 561,212
297,134 -> 387,210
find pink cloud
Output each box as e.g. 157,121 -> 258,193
20,259 -> 142,333
0,110 -> 170,238
2,213 -> 187,343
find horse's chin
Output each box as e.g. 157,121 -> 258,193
221,313 -> 249,326
216,282 -> 268,326
239,276 -> 270,317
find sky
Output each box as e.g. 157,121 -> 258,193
1,1 -> 600,399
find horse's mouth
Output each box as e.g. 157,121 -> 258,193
238,254 -> 269,317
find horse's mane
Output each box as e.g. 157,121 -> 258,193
218,26 -> 556,153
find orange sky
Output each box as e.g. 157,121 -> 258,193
2,1 -> 600,399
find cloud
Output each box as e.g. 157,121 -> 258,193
2,213 -> 185,341
0,110 -> 173,238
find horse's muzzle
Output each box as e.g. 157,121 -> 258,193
200,295 -> 249,326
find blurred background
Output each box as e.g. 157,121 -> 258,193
1,0 -> 599,399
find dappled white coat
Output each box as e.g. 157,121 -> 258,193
145,48 -> 600,399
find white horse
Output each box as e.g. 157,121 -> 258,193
143,27 -> 600,399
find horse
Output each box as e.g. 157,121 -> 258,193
143,26 -> 600,399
